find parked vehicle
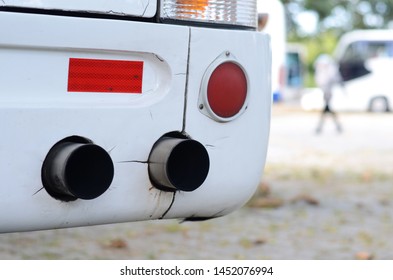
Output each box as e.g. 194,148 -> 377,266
258,0 -> 286,102
285,43 -> 306,101
0,0 -> 271,232
302,29 -> 393,112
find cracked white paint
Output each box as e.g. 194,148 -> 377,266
0,7 -> 271,233
0,0 -> 157,18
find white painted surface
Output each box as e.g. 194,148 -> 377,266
0,0 -> 156,17
0,11 -> 271,232
173,27 -> 271,218
0,12 -> 187,232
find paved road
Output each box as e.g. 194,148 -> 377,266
267,105 -> 393,174
0,105 -> 392,259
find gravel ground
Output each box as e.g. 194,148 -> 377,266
0,105 -> 392,260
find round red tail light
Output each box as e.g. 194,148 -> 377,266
206,61 -> 248,120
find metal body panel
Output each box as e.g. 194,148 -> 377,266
165,27 -> 271,219
0,12 -> 187,232
0,0 -> 156,18
0,12 -> 271,233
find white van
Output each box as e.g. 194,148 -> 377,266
334,29 -> 393,112
302,29 -> 393,112
0,1 -> 271,232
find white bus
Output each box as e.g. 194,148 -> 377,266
334,29 -> 393,112
0,0 -> 271,232
302,29 -> 393,112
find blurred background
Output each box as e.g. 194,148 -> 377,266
0,0 -> 392,260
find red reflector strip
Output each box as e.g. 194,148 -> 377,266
68,58 -> 143,93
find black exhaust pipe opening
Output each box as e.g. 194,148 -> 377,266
148,132 -> 210,192
41,136 -> 114,201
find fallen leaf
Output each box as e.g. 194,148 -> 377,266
291,194 -> 320,206
355,251 -> 374,260
106,238 -> 128,249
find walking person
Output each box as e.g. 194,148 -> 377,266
314,54 -> 343,134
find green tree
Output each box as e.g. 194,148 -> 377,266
280,0 -> 393,87
281,0 -> 393,37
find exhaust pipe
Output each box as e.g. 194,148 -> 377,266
42,141 -> 114,201
148,137 -> 210,192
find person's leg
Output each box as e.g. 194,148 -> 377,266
316,104 -> 329,134
331,111 -> 342,133
326,104 -> 342,133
